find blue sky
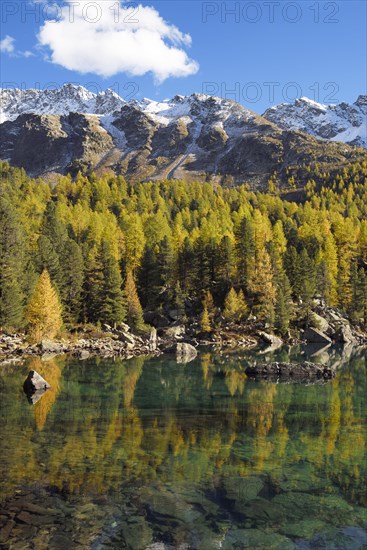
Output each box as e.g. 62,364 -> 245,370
1,0 -> 366,113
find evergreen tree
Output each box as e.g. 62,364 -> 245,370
173,282 -> 187,322
275,271 -> 293,335
36,235 -> 62,290
299,249 -> 316,320
357,268 -> 367,326
83,249 -> 104,324
61,240 -> 85,324
125,270 -> 145,330
138,245 -> 161,309
235,216 -> 255,289
41,201 -> 68,257
26,270 -> 62,342
0,196 -> 25,328
100,241 -> 126,326
217,235 -> 235,288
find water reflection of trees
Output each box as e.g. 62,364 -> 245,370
0,351 -> 365,506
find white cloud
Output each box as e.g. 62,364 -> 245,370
1,35 -> 35,58
37,0 -> 199,82
1,35 -> 15,53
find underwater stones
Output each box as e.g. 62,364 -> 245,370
240,497 -> 282,524
117,517 -> 153,550
223,476 -> 264,503
277,463 -> 333,493
279,519 -> 325,539
223,528 -> 295,549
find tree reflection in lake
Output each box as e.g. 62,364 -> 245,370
0,346 -> 366,549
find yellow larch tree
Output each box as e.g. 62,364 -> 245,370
26,269 -> 63,342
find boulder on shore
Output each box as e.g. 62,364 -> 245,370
334,324 -> 356,344
258,331 -> 283,347
304,327 -> 332,344
310,313 -> 330,334
149,327 -> 157,351
165,325 -> 185,339
40,339 -> 66,354
258,331 -> 283,352
176,342 -> 197,363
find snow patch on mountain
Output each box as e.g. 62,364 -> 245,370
0,84 -> 125,123
263,96 -> 367,148
1,85 -> 366,150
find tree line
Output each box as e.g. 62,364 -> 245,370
0,160 -> 367,339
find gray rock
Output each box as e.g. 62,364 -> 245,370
76,350 -> 90,360
40,339 -> 65,353
23,370 -> 51,394
149,327 -> 157,351
118,331 -> 135,345
176,342 -> 197,363
117,322 -> 131,332
0,519 -> 15,543
334,324 -> 356,344
310,313 -> 330,334
304,327 -> 332,344
258,331 -> 283,350
168,309 -> 180,321
165,325 -> 185,339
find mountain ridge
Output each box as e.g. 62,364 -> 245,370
1,85 -> 366,186
263,95 -> 366,148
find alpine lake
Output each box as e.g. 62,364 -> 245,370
0,345 -> 366,550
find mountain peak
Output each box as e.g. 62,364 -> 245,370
263,96 -> 367,148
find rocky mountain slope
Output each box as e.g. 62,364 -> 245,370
263,96 -> 367,148
1,85 -> 365,186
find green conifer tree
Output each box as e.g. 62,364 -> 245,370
100,241 -> 126,327
0,196 -> 25,328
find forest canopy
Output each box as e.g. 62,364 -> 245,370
0,160 -> 367,336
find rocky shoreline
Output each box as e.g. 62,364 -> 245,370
1,303 -> 366,369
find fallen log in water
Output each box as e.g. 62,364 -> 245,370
245,361 -> 335,381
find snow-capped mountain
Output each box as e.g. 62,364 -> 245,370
0,85 -> 365,185
263,96 -> 367,148
0,84 -> 125,123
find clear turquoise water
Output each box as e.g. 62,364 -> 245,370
0,346 -> 366,549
